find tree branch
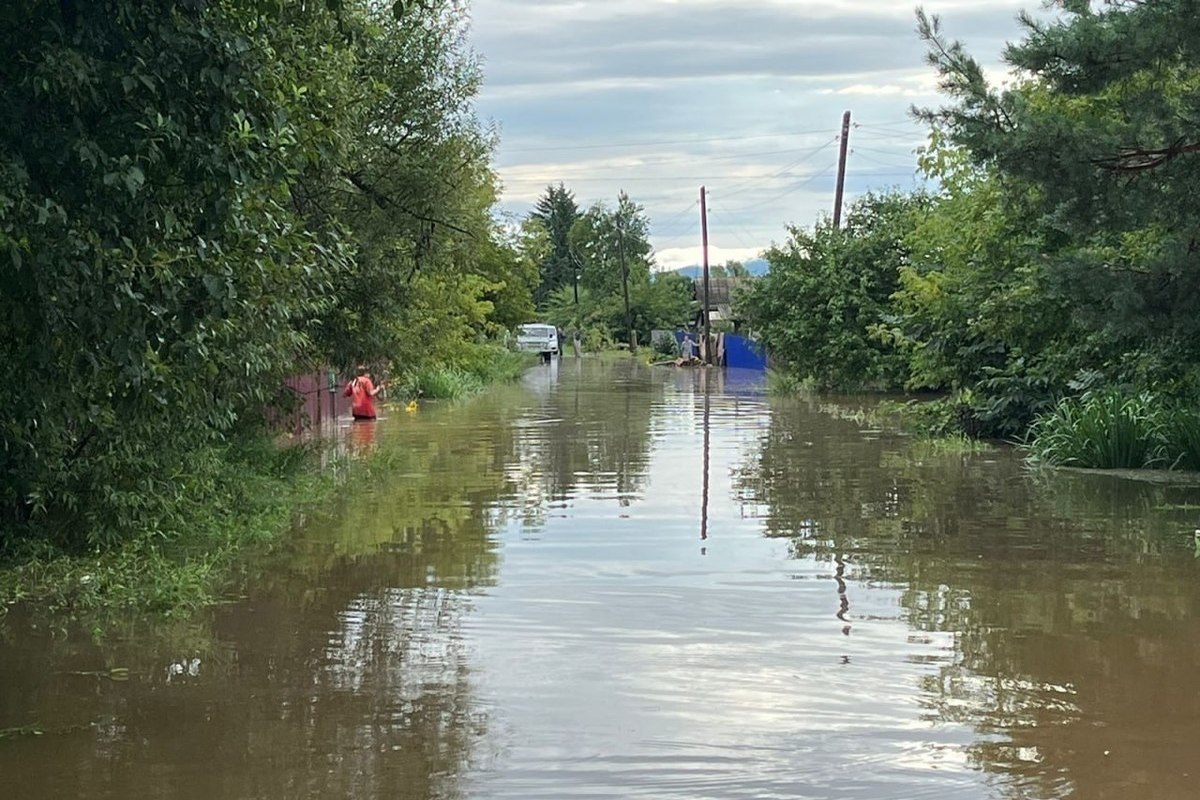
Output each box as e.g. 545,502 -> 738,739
341,170 -> 474,237
1093,140 -> 1200,172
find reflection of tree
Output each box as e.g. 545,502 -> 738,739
0,391 -> 528,800
737,397 -> 1200,800
506,358 -> 658,527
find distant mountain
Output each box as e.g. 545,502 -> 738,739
672,258 -> 769,279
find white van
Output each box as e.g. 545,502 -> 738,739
516,323 -> 560,359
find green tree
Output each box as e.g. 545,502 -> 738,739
0,0 -> 355,542
301,0 -> 502,369
0,0 -> 514,548
712,259 -> 750,278
916,2 -> 1200,397
887,137 -> 1078,436
529,183 -> 580,306
738,191 -> 930,390
568,191 -> 656,345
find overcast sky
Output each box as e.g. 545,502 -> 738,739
470,0 -> 1039,270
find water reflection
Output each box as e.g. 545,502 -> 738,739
0,388 -> 526,800
700,368 -> 711,547
504,357 -> 659,528
3,360 -> 1200,800
739,394 -> 1200,799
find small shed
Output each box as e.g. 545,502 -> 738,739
692,276 -> 748,330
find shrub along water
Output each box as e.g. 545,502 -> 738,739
397,347 -> 535,400
0,437 -> 334,622
0,343 -> 535,623
1,1 -> 543,610
1027,391 -> 1200,471
738,5 -> 1200,457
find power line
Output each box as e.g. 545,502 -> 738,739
652,199 -> 700,236
498,141 -> 842,195
707,137 -> 840,201
853,143 -> 918,156
499,171 -> 834,183
496,143 -> 845,172
501,126 -> 842,154
716,163 -> 839,216
858,117 -> 921,128
850,150 -> 917,169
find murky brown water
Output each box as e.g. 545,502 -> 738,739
3,357 -> 1200,799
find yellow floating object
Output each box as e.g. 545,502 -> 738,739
405,400 -> 419,413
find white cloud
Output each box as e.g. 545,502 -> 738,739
472,0 -> 1047,258
655,245 -> 765,272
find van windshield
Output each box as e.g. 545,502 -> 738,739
520,325 -> 555,337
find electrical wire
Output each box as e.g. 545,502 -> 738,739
707,136 -> 840,201
850,150 -> 917,170
500,126 -> 843,154
715,163 -> 839,215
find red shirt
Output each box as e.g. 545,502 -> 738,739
347,376 -> 377,419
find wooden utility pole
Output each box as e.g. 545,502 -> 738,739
617,217 -> 634,351
833,110 -> 852,229
700,185 -> 711,364
571,253 -> 580,305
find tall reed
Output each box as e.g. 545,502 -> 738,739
1027,391 -> 1165,469
1163,406 -> 1200,470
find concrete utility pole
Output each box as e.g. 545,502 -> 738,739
700,185 -> 711,364
833,109 -> 852,229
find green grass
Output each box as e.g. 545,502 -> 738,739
1027,391 -> 1166,469
906,434 -> 993,457
1164,406 -> 1200,470
766,369 -> 815,395
396,347 -> 535,400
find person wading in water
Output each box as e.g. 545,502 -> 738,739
344,365 -> 384,420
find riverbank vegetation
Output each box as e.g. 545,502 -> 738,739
396,347 -> 535,400
739,2 -> 1200,470
0,1 -> 540,615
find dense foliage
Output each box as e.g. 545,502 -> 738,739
738,191 -> 930,391
527,183 -> 580,306
525,187 -> 694,347
0,0 -> 535,551
740,1 -> 1200,463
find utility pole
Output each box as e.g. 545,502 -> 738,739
617,216 -> 635,351
699,185 -> 711,364
833,109 -> 852,229
570,248 -> 581,305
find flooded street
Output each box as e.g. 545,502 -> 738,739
3,357 -> 1200,799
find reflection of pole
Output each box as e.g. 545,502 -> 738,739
700,369 -> 711,547
835,552 -> 851,636
700,185 -> 711,363
617,218 -> 634,351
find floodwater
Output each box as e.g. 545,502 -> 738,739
3,357 -> 1200,799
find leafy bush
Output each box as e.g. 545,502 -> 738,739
582,327 -> 614,352
738,191 -> 930,391
652,335 -> 680,359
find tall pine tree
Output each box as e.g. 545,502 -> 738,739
529,183 -> 580,306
